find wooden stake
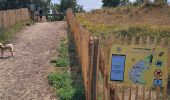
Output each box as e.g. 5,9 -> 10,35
156,86 -> 160,100
129,84 -> 132,100
135,85 -> 139,100
139,36 -> 143,46
131,36 -> 136,45
154,37 -> 157,47
122,84 -> 125,100
161,38 -> 166,47
124,35 -> 128,45
146,37 -> 150,46
91,38 -> 99,100
148,87 -> 152,100
142,85 -> 145,100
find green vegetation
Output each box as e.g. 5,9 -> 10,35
48,72 -> 75,100
0,21 -> 34,43
77,5 -> 170,41
102,0 -> 168,8
0,0 -> 51,13
48,35 -> 85,100
50,39 -> 69,67
49,0 -> 85,21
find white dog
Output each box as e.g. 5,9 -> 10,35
0,43 -> 14,58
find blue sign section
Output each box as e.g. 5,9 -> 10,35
153,79 -> 162,86
110,54 -> 126,81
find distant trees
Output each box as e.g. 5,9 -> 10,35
102,0 -> 129,7
0,0 -> 51,13
102,0 -> 120,7
57,0 -> 85,13
102,0 -> 168,7
48,0 -> 85,21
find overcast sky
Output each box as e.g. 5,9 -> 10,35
51,0 -> 170,11
51,0 -> 103,11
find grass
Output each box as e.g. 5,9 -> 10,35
48,31 -> 85,100
48,72 -> 76,100
0,20 -> 34,43
77,4 -> 170,40
50,39 -> 70,67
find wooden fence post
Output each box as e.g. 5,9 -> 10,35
88,37 -> 94,100
135,85 -> 139,100
91,38 -> 99,100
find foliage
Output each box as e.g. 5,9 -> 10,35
0,0 -> 51,13
49,0 -> 85,21
33,0 -> 51,13
77,5 -> 170,41
58,86 -> 76,100
50,39 -> 69,67
48,72 -> 75,100
48,72 -> 72,88
55,57 -> 69,67
48,72 -> 85,100
0,21 -> 34,43
58,0 -> 85,13
58,0 -> 77,13
102,0 -> 121,7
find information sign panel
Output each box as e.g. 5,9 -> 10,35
110,55 -> 126,81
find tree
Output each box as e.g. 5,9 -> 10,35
102,0 -> 121,7
0,0 -> 51,13
58,0 -> 77,13
58,0 -> 85,13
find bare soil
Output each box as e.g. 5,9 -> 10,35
0,21 -> 67,100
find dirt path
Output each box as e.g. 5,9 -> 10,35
0,21 -> 67,100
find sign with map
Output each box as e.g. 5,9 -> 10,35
109,45 -> 169,87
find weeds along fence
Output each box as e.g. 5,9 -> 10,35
0,8 -> 31,29
66,8 -> 169,100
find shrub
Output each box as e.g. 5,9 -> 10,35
48,72 -> 72,89
73,85 -> 85,100
55,57 -> 69,67
48,72 -> 85,100
58,86 -> 76,100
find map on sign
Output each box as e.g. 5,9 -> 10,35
110,55 -> 126,81
129,55 -> 153,84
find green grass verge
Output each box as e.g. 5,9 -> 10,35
48,72 -> 84,100
50,39 -> 69,67
0,20 -> 34,43
48,37 -> 85,100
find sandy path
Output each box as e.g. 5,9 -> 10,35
0,21 -> 67,100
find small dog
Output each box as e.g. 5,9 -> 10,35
0,43 -> 14,58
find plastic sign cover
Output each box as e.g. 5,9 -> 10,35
110,55 -> 126,81
109,45 -> 168,87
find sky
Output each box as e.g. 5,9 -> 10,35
51,0 -> 103,11
51,0 -> 170,11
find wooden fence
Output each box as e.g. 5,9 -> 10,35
66,8 -> 169,100
0,8 -> 30,29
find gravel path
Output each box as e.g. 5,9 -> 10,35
0,21 -> 67,100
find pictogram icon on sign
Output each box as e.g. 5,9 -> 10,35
154,69 -> 163,78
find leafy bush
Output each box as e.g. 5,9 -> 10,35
48,72 -> 72,88
48,72 -> 85,100
55,57 -> 69,67
58,86 -> 76,100
73,85 -> 85,100
48,36 -> 85,100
